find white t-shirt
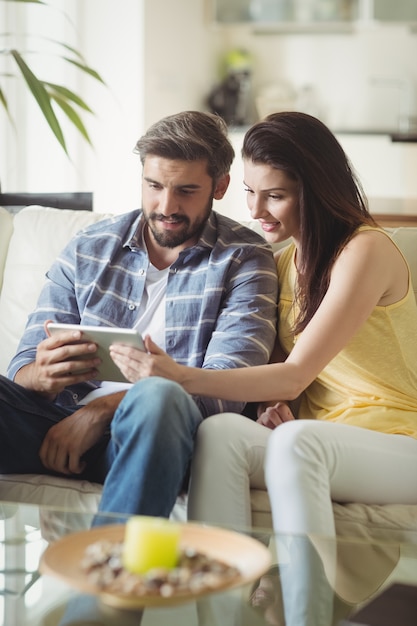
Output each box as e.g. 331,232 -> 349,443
133,262 -> 168,351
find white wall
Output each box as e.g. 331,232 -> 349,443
142,0 -> 219,127
78,0 -> 145,213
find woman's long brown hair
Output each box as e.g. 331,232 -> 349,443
242,111 -> 377,334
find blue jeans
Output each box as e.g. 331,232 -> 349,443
0,375 -> 203,516
99,377 -> 203,516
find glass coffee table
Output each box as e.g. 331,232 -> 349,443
1,500 -> 417,626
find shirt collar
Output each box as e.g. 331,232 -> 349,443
123,213 -> 146,250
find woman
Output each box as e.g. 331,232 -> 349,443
110,112 -> 417,625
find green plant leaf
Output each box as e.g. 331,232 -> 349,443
0,86 -> 16,127
64,57 -> 106,84
0,86 -> 9,112
10,49 -> 67,153
45,82 -> 94,113
50,93 -> 93,146
26,36 -> 106,86
2,1 -> 105,159
50,40 -> 86,63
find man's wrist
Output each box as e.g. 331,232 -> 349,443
87,391 -> 127,423
14,363 -> 56,400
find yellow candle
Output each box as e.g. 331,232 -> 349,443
122,516 -> 181,574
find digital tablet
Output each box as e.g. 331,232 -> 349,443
47,323 -> 145,383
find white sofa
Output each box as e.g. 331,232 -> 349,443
1,205 -> 417,556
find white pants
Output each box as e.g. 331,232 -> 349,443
265,418 -> 417,534
188,414 -> 417,626
188,413 -> 270,527
189,413 -> 417,529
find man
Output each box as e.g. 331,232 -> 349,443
0,111 -> 278,517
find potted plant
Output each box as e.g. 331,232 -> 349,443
0,0 -> 105,210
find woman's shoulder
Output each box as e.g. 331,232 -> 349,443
337,225 -> 410,303
345,225 -> 396,252
336,229 -> 399,276
349,225 -> 410,273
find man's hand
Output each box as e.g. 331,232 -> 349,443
39,393 -> 124,475
256,401 -> 295,430
15,321 -> 102,399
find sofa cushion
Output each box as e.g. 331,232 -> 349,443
0,206 -> 111,374
251,488 -> 417,543
0,473 -> 102,510
0,473 -> 187,541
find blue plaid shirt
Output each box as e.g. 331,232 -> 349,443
8,210 -> 278,417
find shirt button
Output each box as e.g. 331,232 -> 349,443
128,304 -> 136,311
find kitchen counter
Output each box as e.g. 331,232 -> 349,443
390,133 -> 417,143
369,197 -> 417,227
229,126 -> 400,136
289,128 -> 417,142
334,129 -> 397,135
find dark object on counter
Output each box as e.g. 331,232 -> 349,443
207,70 -> 251,126
339,583 -> 417,625
390,133 -> 417,142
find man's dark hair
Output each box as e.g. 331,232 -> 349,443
134,111 -> 234,182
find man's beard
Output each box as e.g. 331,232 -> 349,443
143,198 -> 213,249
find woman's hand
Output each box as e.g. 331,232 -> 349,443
109,335 -> 184,384
256,401 -> 295,430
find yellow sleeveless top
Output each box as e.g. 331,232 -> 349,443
277,227 -> 417,438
